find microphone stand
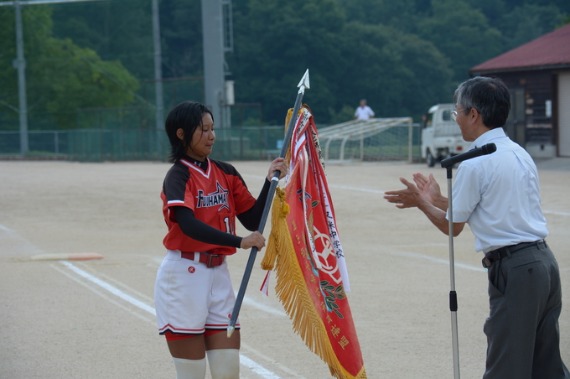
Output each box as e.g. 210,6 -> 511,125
445,165 -> 460,379
441,143 -> 497,378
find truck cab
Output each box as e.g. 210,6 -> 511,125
420,103 -> 470,167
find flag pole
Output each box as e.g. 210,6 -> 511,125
227,69 -> 310,337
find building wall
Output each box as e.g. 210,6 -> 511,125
488,71 -> 556,157
558,72 -> 570,156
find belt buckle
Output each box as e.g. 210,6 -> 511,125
482,256 -> 493,268
206,254 -> 223,268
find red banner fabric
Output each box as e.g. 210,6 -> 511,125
262,106 -> 367,379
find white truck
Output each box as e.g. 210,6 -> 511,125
420,103 -> 470,167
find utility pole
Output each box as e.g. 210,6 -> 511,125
0,0 -> 106,157
201,0 -> 233,128
151,0 -> 163,130
151,0 -> 164,155
13,0 -> 28,156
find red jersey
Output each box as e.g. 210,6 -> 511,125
161,158 -> 256,255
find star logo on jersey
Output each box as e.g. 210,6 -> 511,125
196,182 -> 230,211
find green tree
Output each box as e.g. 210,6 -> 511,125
499,4 -> 568,49
52,0 -> 154,80
4,0 -> 569,130
335,22 -> 453,120
159,0 -> 203,79
232,0 -> 453,124
416,0 -> 503,82
0,5 -> 139,130
54,0 -> 204,110
231,0 -> 349,124
342,0 -> 429,32
38,39 -> 139,128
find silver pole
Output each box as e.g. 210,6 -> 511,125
227,69 -> 310,337
446,167 -> 461,379
152,0 -> 164,157
14,0 -> 29,156
201,0 -> 225,127
152,0 -> 164,148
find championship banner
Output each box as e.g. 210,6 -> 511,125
261,105 -> 367,379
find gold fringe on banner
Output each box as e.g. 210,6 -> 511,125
262,188 -> 367,379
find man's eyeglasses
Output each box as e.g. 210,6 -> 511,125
452,106 -> 473,121
451,110 -> 458,121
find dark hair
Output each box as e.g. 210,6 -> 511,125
164,101 -> 213,162
453,76 -> 511,128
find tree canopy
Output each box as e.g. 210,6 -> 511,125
0,0 -> 568,129
0,4 -> 139,130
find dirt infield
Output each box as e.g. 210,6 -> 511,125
1,158 -> 569,378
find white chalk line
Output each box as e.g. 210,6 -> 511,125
57,260 -> 287,379
51,262 -> 155,324
391,251 -> 486,273
0,222 -> 289,379
240,343 -> 302,378
86,263 -> 155,304
245,174 -> 570,216
60,261 -> 156,314
240,355 -> 286,379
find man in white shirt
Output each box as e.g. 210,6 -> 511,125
384,76 -> 569,379
354,99 -> 375,120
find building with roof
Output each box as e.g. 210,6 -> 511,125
470,24 -> 570,158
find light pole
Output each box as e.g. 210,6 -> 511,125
201,0 -> 233,128
152,0 -> 164,130
13,0 -> 28,156
0,0 -> 106,156
151,0 -> 163,153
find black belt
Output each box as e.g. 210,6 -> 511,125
482,240 -> 546,268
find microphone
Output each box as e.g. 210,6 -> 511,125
440,143 -> 496,168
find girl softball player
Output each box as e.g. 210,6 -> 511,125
155,101 -> 286,379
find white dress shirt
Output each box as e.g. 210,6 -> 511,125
448,128 -> 548,253
355,105 -> 375,120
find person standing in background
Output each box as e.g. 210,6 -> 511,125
354,99 -> 375,120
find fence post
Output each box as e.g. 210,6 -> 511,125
408,118 -> 413,163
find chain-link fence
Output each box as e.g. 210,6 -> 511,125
0,123 -> 422,162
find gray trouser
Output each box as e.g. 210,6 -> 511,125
483,241 -> 570,379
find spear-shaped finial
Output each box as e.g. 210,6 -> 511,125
298,69 -> 310,94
